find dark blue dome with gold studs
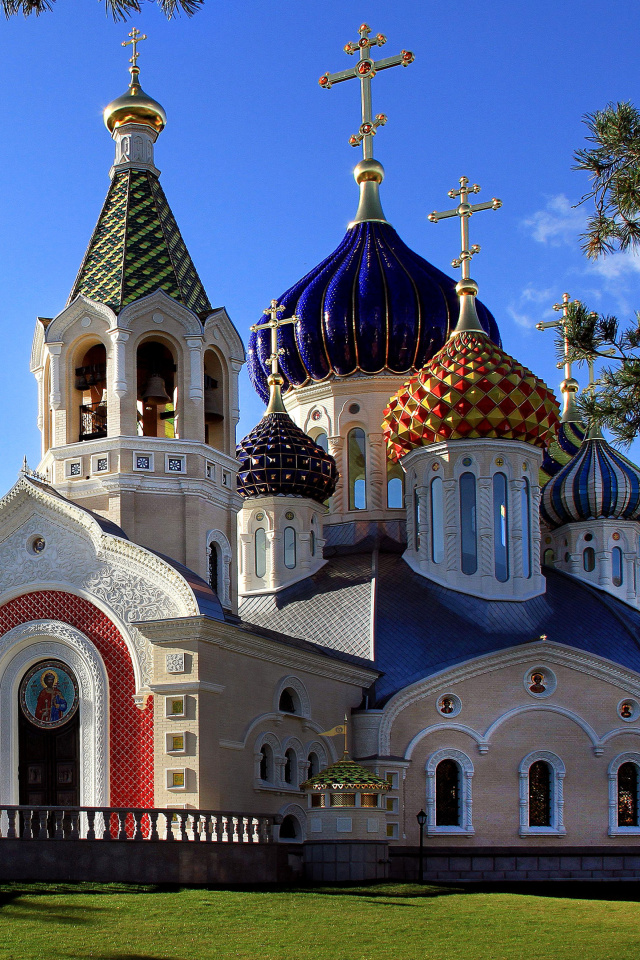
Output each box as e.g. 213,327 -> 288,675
247,220 -> 500,403
236,412 -> 338,503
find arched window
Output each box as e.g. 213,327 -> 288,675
284,527 -> 296,569
521,478 -> 532,579
279,814 -> 301,840
208,542 -> 219,594
255,528 -> 267,578
347,428 -> 367,510
519,751 -> 565,836
459,473 -> 477,575
528,760 -> 551,827
137,340 -> 177,438
493,473 -> 509,582
284,748 -> 296,786
279,688 -> 297,713
387,460 -> 404,509
203,348 -> 225,450
583,547 -> 595,572
612,546 -> 624,587
414,488 -> 421,551
307,751 -> 320,778
310,529 -> 315,557
618,762 -> 638,827
543,549 -> 555,567
431,476 -> 444,564
315,431 -> 328,452
426,749 -> 474,836
75,343 -> 107,442
435,759 -> 460,826
259,744 -> 273,782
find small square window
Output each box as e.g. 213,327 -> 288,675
386,822 -> 399,839
385,771 -> 399,790
65,460 -> 82,479
206,461 -> 215,481
386,796 -> 398,813
91,453 -> 109,475
222,471 -> 230,487
167,768 -> 186,790
134,453 -> 153,472
166,732 -> 186,754
165,455 -> 185,474
165,695 -> 185,718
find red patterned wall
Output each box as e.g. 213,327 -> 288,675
0,590 -> 153,806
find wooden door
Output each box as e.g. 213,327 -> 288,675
18,709 -> 80,806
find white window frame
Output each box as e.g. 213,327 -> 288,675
608,753 -> 640,836
165,453 -> 186,474
91,453 -> 110,475
133,452 -> 154,472
425,748 -> 475,837
166,767 -> 187,791
519,750 -> 566,837
165,731 -> 187,755
165,694 -> 186,719
65,458 -> 83,479
205,460 -> 215,481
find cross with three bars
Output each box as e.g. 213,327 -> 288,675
250,300 -> 299,379
428,176 -> 502,281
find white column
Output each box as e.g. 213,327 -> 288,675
46,343 -> 63,410
185,336 -> 204,402
477,477 -> 493,579
511,478 -> 525,580
368,433 -> 384,511
328,436 -> 346,514
108,328 -> 130,398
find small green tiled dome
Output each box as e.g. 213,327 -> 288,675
300,756 -> 390,792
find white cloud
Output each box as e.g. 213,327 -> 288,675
588,249 -> 640,279
507,305 -> 537,330
521,286 -> 553,304
523,195 -> 586,246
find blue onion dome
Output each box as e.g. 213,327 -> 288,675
247,162 -> 500,403
540,421 -> 586,485
236,377 -> 337,503
541,432 -> 640,529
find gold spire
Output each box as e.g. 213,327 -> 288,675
250,301 -> 300,415
319,23 -> 414,226
585,356 -> 604,440
535,293 -> 581,423
104,28 -> 166,134
428,176 -> 502,336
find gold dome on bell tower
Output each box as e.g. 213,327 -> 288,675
103,28 -> 167,134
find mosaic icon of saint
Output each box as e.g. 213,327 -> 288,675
529,672 -> 546,694
35,671 -> 67,723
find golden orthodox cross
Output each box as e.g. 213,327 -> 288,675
319,23 -> 414,160
122,27 -> 148,74
536,292 -> 579,384
250,301 -> 299,378
428,176 -> 502,280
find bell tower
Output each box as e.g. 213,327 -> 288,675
29,32 -> 244,608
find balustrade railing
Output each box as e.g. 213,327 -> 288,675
0,806 -> 274,843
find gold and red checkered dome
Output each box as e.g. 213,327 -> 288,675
382,330 -> 560,463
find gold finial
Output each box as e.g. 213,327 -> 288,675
536,293 -> 582,423
122,27 -> 148,81
319,23 -> 414,161
429,176 -> 502,335
250,301 -> 300,414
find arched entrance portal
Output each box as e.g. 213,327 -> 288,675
18,660 -> 80,806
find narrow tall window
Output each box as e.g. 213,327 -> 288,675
310,529 -> 315,557
255,528 -> 266,578
543,549 -> 555,567
414,489 -> 421,551
618,762 -> 638,827
260,745 -> 272,781
435,759 -> 460,826
459,473 -> 477,575
521,478 -> 532,579
431,476 -> 444,564
612,546 -> 624,587
583,547 -> 595,572
284,748 -> 296,785
387,460 -> 404,508
307,752 -> 320,778
284,527 -> 296,569
493,473 -> 509,582
208,542 -> 219,593
315,432 -> 328,452
348,428 -> 367,510
529,760 -> 551,827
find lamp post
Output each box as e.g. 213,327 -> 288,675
416,809 -> 427,883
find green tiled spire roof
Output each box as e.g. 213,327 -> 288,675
68,169 -> 211,315
300,756 -> 390,792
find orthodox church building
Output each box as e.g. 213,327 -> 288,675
6,26 -> 640,878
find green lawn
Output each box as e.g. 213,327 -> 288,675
0,881 -> 639,960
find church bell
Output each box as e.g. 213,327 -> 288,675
142,373 -> 171,406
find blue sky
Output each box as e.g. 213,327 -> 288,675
0,0 -> 638,490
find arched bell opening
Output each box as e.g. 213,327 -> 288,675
75,342 -> 108,443
203,348 -> 225,451
136,340 -> 178,439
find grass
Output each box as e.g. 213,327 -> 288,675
0,881 -> 640,959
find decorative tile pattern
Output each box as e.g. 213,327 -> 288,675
541,436 -> 640,529
237,412 -> 337,503
0,591 -> 153,807
68,170 -> 210,316
247,220 -> 499,403
301,757 -> 390,792
166,653 -> 184,674
382,330 -> 560,461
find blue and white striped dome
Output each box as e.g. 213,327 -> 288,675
541,435 -> 640,529
247,221 -> 500,403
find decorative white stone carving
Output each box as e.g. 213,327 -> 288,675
0,620 -> 108,806
166,653 -> 185,674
